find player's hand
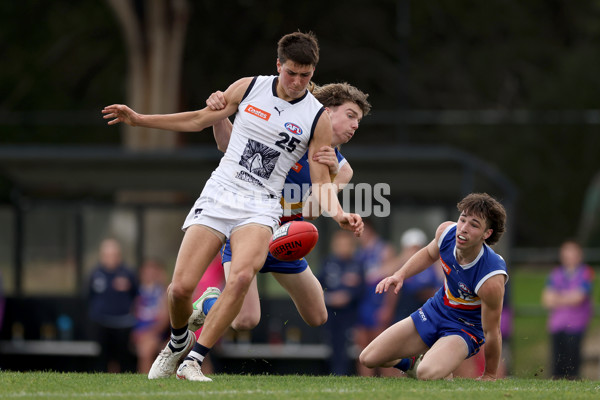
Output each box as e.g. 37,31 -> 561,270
102,104 -> 139,126
477,373 -> 497,381
206,90 -> 226,110
376,275 -> 404,294
336,212 -> 363,237
312,146 -> 339,175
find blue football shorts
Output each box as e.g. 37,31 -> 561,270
220,240 -> 308,274
410,297 -> 485,358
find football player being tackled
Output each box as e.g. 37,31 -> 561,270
189,81 -> 371,344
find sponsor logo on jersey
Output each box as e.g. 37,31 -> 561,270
285,122 -> 303,135
440,259 -> 451,275
418,308 -> 427,321
291,163 -> 303,173
245,105 -> 271,121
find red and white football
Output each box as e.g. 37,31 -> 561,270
269,221 -> 319,261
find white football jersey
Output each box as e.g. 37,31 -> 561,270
209,76 -> 324,198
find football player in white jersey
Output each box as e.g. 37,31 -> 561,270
359,193 -> 507,381
103,31 -> 363,382
194,82 -> 370,333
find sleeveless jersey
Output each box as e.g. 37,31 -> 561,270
431,223 -> 508,329
210,75 -> 325,198
281,148 -> 346,222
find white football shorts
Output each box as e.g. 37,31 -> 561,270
182,178 -> 281,238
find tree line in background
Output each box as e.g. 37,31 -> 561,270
2,0 -> 600,248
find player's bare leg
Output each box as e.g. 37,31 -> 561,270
148,225 -> 223,379
359,317 -> 429,368
198,224 -> 271,348
416,335 -> 468,380
272,268 -> 327,327
169,225 -> 225,328
177,224 -> 272,381
223,261 -> 262,330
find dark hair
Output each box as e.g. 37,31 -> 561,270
313,82 -> 371,117
457,193 -> 506,245
277,31 -> 319,66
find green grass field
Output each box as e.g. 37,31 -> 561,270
1,372 -> 599,400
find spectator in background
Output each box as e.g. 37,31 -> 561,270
88,238 -> 138,373
541,239 -> 594,380
354,220 -> 396,376
318,230 -> 364,376
132,259 -> 170,374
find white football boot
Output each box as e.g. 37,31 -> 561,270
148,330 -> 195,379
176,359 -> 212,382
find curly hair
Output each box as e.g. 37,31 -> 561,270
457,193 -> 506,245
312,82 -> 371,117
277,31 -> 319,66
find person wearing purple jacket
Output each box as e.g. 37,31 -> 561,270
541,240 -> 594,379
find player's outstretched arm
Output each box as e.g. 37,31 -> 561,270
102,78 -> 251,133
376,222 -> 449,295
102,105 -> 210,132
479,274 -> 506,381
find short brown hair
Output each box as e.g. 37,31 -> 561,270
313,82 -> 371,117
457,193 -> 506,245
277,31 -> 319,66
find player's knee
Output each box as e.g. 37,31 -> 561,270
168,281 -> 193,302
227,269 -> 254,291
304,310 -> 327,327
415,363 -> 445,380
358,348 -> 376,369
231,314 -> 260,331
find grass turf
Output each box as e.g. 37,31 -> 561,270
1,372 -> 599,400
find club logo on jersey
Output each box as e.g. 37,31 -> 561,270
458,282 -> 473,295
245,105 -> 271,121
239,139 -> 280,179
291,163 -> 303,173
285,122 -> 303,135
